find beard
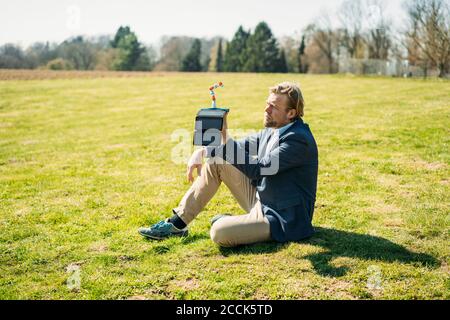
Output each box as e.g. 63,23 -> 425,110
264,114 -> 277,128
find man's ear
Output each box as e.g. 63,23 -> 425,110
287,109 -> 297,121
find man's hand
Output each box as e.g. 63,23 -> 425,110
186,113 -> 229,183
186,148 -> 205,183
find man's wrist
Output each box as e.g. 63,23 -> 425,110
221,130 -> 229,145
204,146 -> 214,158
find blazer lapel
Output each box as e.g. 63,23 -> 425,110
258,120 -> 302,157
267,120 -> 301,153
258,129 -> 273,158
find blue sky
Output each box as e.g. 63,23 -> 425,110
2,0 -> 405,47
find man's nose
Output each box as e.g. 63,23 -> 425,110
265,105 -> 272,113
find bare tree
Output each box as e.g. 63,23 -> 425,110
58,36 -> 97,70
404,0 -> 450,78
366,0 -> 392,60
153,36 -> 193,71
405,24 -> 431,77
338,0 -> 366,58
279,35 -> 301,73
305,12 -> 340,73
0,44 -> 32,69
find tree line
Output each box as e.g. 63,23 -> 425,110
0,21 -> 288,73
0,26 -> 156,72
180,22 -> 288,73
0,0 -> 448,77
301,0 -> 449,77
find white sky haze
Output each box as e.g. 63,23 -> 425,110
1,0 -> 405,47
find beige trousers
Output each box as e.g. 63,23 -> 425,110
173,158 -> 272,247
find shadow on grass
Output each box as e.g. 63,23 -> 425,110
220,227 -> 439,277
148,233 -> 211,255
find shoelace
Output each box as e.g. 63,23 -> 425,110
151,220 -> 170,231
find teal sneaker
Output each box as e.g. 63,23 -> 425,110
138,219 -> 188,240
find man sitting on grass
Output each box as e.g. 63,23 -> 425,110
139,82 -> 318,247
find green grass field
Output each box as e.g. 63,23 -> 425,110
0,72 -> 449,299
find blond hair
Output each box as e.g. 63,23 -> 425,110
269,82 -> 305,119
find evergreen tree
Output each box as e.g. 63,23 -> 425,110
243,22 -> 281,73
113,33 -> 146,70
111,26 -> 131,48
216,39 -> 224,72
181,39 -> 202,72
277,49 -> 288,73
133,49 -> 152,71
298,35 -> 307,73
224,26 -> 250,72
111,26 -> 150,71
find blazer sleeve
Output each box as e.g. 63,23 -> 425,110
212,132 -> 311,180
207,131 -> 260,159
235,132 -> 260,156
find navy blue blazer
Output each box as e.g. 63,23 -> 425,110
211,119 -> 318,242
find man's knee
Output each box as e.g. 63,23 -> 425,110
210,221 -> 236,248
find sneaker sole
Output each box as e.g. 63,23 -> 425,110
138,230 -> 188,240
